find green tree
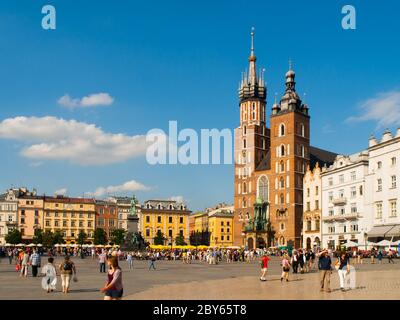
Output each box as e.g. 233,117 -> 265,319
175,233 -> 187,246
32,228 -> 43,244
153,230 -> 165,245
77,231 -> 88,246
42,231 -> 54,248
52,230 -> 65,245
5,229 -> 22,244
110,229 -> 126,245
94,228 -> 108,245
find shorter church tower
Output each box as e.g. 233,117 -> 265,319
268,63 -> 310,248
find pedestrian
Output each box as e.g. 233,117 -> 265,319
20,250 -> 29,277
126,252 -> 133,270
29,250 -> 41,277
336,252 -> 351,291
99,250 -> 107,273
41,257 -> 57,293
281,254 -> 291,282
318,250 -> 332,292
260,253 -> 270,281
370,248 -> 376,264
59,255 -> 76,294
291,250 -> 299,273
149,253 -> 156,270
100,257 -> 123,300
377,250 -> 383,264
388,250 -> 395,264
7,249 -> 13,264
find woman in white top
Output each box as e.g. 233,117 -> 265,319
20,251 -> 29,277
41,257 -> 58,293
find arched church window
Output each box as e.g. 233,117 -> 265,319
280,194 -> 285,204
243,139 -> 247,149
280,177 -> 285,189
257,176 -> 269,202
300,123 -> 305,137
279,123 -> 285,136
281,145 -> 285,157
280,160 -> 285,172
243,182 -> 247,193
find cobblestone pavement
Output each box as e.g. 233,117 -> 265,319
0,256 -> 399,300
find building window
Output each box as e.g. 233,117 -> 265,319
79,221 -> 83,227
351,203 -> 357,213
306,202 -> 310,211
280,223 -> 285,231
339,175 -> 344,184
55,220 -> 59,227
243,182 -> 247,193
157,216 -> 162,223
243,126 -> 247,135
280,145 -> 285,157
328,226 -> 335,234
307,188 -> 310,197
391,176 -> 397,189
351,187 -> 356,198
258,176 -> 269,202
280,161 -> 285,172
45,220 -> 50,227
377,179 -> 382,192
221,235 -> 225,241
279,124 -> 285,136
280,177 -> 285,189
390,200 -> 397,217
315,200 -> 319,210
168,229 -> 173,237
169,216 -> 173,223
280,194 -> 285,204
329,209 -> 334,216
180,217 -> 184,224
328,192 -> 333,202
88,221 -> 92,228
179,229 -> 184,237
71,221 -> 75,227
315,219 -> 320,231
376,202 -> 383,219
351,171 -> 356,181
315,186 -> 319,196
339,189 -> 344,198
300,123 -> 305,137
146,216 -> 150,223
221,228 -> 224,233
328,178 -> 333,186
307,220 -> 311,231
146,229 -> 150,237
63,221 -> 67,227
339,207 -> 345,215
45,212 -> 50,217
351,224 -> 358,232
377,161 -> 382,169
391,157 -> 396,166
243,139 -> 246,149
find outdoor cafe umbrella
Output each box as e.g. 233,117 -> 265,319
376,239 -> 392,247
37,244 -> 43,247
16,243 -> 25,247
4,243 -> 12,247
27,243 -> 36,247
344,240 -> 359,248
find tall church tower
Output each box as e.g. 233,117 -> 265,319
233,29 -> 270,246
268,63 -> 310,248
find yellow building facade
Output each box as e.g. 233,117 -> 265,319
18,194 -> 44,240
43,196 -> 96,243
208,206 -> 234,247
140,200 -> 191,245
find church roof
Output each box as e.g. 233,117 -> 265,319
309,146 -> 337,169
255,146 -> 337,172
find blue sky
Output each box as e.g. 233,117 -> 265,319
0,0 -> 399,211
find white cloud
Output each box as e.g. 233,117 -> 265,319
0,116 -> 161,166
87,180 -> 151,197
55,188 -> 68,196
346,91 -> 400,128
58,93 -> 114,109
169,195 -> 185,203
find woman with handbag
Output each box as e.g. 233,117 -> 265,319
281,254 -> 291,282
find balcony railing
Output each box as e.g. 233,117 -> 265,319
331,197 -> 347,205
323,213 -> 361,222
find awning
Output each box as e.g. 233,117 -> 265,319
386,225 -> 400,237
367,225 -> 397,237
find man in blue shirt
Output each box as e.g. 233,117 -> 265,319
29,250 -> 41,277
318,250 -> 332,293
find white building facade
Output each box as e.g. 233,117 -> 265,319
366,129 -> 400,241
321,153 -> 371,249
0,189 -> 19,244
302,163 -> 322,249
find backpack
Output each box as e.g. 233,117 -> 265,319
63,262 -> 72,271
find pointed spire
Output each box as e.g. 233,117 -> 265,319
250,27 -> 255,59
288,58 -> 293,71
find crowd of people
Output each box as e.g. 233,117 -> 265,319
0,244 -> 398,299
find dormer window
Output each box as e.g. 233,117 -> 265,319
180,205 -> 184,210
169,204 -> 173,210
157,204 -> 162,209
146,203 -> 151,209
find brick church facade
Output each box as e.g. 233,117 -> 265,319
233,30 -> 336,249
